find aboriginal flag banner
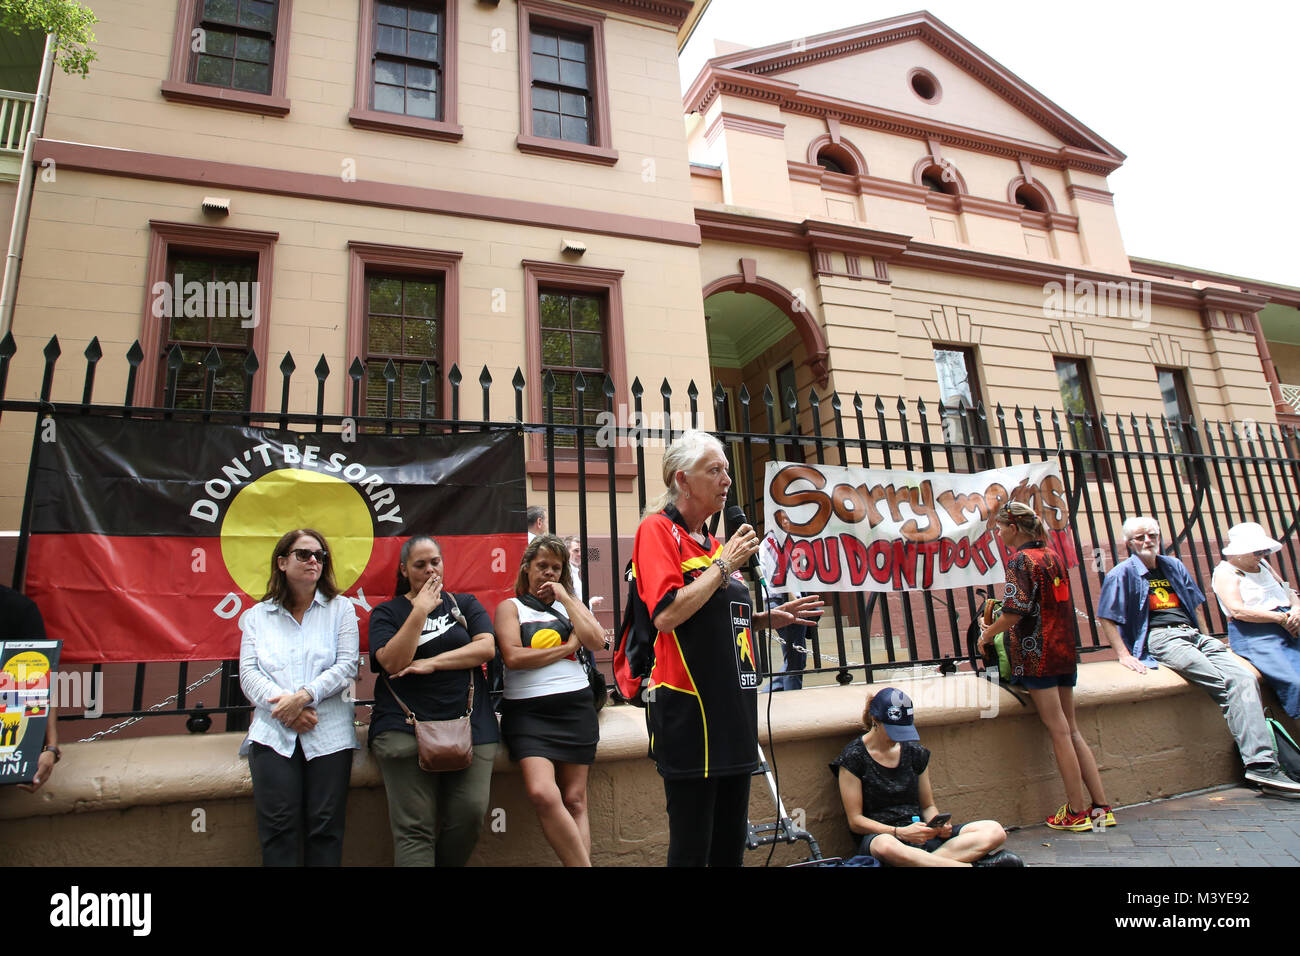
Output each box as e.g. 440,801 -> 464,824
763,459 -> 1075,593
25,417 -> 525,662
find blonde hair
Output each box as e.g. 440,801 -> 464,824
644,429 -> 727,516
992,501 -> 1045,539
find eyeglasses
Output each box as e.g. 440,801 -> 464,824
1129,532 -> 1159,542
1254,550 -> 1271,558
289,548 -> 327,564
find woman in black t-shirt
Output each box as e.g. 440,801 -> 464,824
830,687 -> 1018,866
368,535 -> 498,867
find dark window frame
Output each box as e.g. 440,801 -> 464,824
539,288 -> 608,453
138,221 -> 277,410
1054,355 -> 1112,481
1157,366 -> 1196,468
522,259 -> 631,491
190,0 -> 277,95
157,252 -> 259,411
371,1 -> 443,121
162,0 -> 293,115
345,241 -> 461,422
933,344 -> 992,472
516,0 -> 617,166
362,271 -> 445,424
349,0 -> 462,141
528,25 -> 594,147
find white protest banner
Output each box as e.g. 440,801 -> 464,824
762,459 -> 1074,592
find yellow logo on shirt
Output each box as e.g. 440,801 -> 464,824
736,628 -> 754,667
530,627 -> 563,649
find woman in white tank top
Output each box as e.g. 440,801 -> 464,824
494,534 -> 607,865
1212,522 -> 1300,718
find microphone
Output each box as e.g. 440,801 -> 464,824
725,504 -> 769,643
723,505 -> 764,581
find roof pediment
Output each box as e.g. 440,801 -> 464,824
685,10 -> 1123,165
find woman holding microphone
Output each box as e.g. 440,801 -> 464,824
633,430 -> 821,866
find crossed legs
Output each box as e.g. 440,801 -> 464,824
868,820 -> 1006,867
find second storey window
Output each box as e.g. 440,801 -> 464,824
515,1 -> 616,165
529,28 -> 591,145
541,290 -> 605,449
193,0 -> 277,94
163,0 -> 291,114
373,1 -> 443,120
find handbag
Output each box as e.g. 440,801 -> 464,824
385,674 -> 474,772
577,645 -> 608,713
382,592 -> 475,772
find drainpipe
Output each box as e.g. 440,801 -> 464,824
0,33 -> 58,338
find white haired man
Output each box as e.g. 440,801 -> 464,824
1097,516 -> 1300,794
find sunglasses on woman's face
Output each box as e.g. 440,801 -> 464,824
289,548 -> 327,564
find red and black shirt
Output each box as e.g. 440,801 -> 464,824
1002,542 -> 1077,678
632,505 -> 758,780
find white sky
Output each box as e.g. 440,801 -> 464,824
680,0 -> 1300,288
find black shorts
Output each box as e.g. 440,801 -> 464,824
499,687 -> 598,765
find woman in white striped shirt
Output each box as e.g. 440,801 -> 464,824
239,529 -> 359,866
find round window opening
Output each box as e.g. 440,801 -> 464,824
909,69 -> 940,102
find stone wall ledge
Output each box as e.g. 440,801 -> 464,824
0,660 -> 1208,821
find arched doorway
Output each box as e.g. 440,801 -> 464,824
702,267 -> 831,521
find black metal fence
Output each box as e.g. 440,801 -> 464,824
4,333 -> 1299,735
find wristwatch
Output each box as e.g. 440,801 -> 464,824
42,744 -> 61,763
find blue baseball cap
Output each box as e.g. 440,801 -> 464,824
868,687 -> 919,742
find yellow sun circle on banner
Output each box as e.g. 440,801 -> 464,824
221,468 -> 374,599
531,628 -> 563,648
2,652 -> 49,688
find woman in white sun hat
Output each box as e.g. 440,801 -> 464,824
1212,522 -> 1300,718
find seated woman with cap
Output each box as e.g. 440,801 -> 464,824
1212,522 -> 1300,719
830,687 -> 1021,867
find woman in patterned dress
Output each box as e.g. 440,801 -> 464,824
978,502 -> 1112,831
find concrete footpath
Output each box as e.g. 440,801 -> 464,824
1002,784 -> 1300,866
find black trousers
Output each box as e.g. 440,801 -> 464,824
248,740 -> 353,867
663,773 -> 752,867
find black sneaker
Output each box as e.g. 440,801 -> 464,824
972,850 -> 1025,867
1244,765 -> 1300,794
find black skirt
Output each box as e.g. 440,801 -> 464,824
499,688 -> 599,765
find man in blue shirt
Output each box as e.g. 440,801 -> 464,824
1098,516 -> 1299,794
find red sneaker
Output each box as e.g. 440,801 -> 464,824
1089,804 -> 1117,827
1045,803 -> 1091,831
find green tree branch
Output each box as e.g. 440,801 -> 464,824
0,0 -> 98,77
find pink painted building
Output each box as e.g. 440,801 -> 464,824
0,3 -> 1296,547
